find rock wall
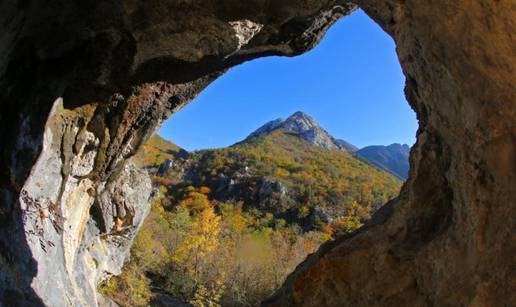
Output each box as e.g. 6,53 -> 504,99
0,0 -> 514,306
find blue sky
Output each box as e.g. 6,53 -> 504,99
159,9 -> 418,151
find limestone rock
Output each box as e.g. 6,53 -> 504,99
335,139 -> 359,153
247,111 -> 357,152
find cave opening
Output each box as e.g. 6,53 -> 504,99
102,9 -> 418,307
0,0 -> 512,305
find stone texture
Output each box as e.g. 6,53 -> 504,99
0,97 -> 153,306
257,177 -> 288,210
0,0 -> 514,306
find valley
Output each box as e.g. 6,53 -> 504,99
101,112 -> 407,306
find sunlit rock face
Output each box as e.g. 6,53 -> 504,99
247,111 -> 356,152
0,0 -> 514,306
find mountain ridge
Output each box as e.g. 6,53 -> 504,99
140,129 -> 403,230
245,111 -> 410,179
121,118 -> 405,306
245,111 -> 357,152
357,143 -> 410,180
153,111 -> 411,181
150,111 -> 411,181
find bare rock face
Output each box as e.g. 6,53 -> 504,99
1,96 -> 153,306
247,111 -> 354,151
0,1 -> 514,306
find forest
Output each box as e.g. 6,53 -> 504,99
100,132 -> 402,306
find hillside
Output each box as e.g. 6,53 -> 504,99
245,112 -> 409,178
104,114 -> 403,306
183,129 -> 402,230
133,133 -> 188,168
357,143 -> 411,180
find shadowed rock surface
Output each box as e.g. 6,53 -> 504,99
0,0 -> 514,306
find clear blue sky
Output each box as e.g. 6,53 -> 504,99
159,9 -> 418,151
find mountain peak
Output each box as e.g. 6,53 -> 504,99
282,111 -> 321,133
246,111 -> 356,152
283,111 -> 320,130
288,111 -> 314,121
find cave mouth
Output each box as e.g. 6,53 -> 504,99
101,9 -> 418,307
1,0 -> 512,305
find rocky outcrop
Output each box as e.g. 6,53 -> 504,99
0,1 -> 514,306
335,139 -> 359,153
256,177 -> 288,211
157,159 -> 174,177
0,97 -> 153,306
247,111 -> 356,152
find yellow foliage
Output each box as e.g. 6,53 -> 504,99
178,190 -> 212,212
103,130 -> 404,306
173,206 -> 221,266
133,134 -> 186,168
189,276 -> 225,307
199,186 -> 211,195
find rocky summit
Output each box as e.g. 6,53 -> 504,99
247,112 -> 410,180
247,111 -> 356,152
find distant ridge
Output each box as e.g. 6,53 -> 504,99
357,144 -> 410,180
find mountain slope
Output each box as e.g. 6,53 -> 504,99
246,111 -> 409,180
335,139 -> 359,153
106,115 -> 404,306
357,144 -> 410,180
134,134 -> 188,168
146,112 -> 403,228
183,129 -> 402,230
246,111 -> 357,152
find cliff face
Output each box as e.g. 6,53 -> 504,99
0,1 -> 514,306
